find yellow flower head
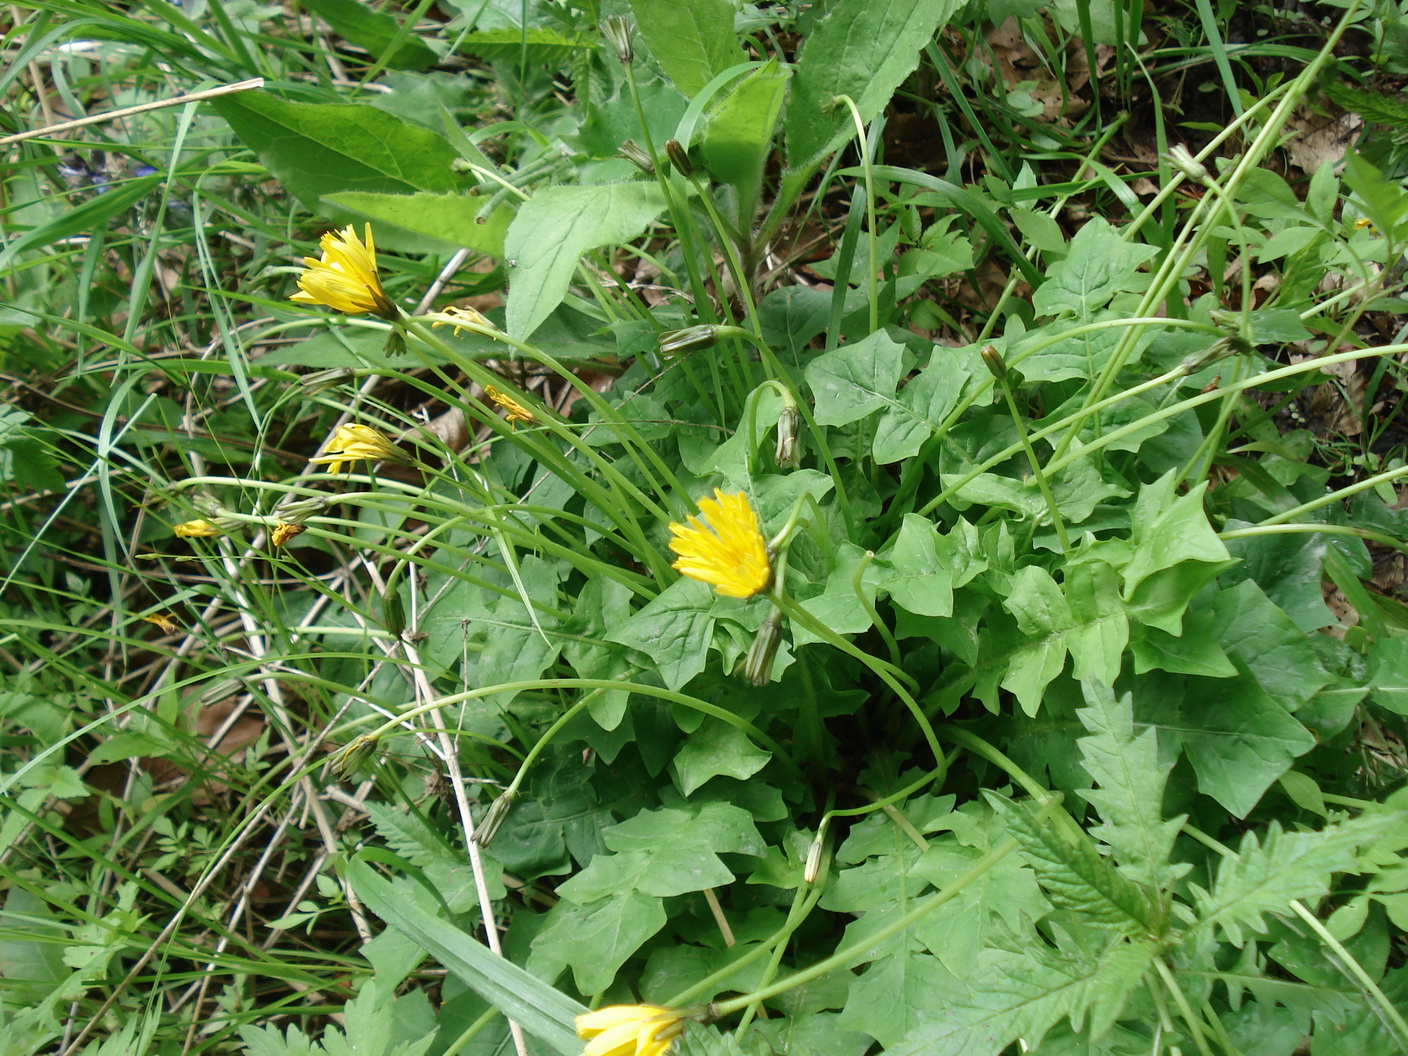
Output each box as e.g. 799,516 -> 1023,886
485,386 -> 538,427
668,489 -> 771,599
173,518 -> 223,539
310,423 -> 405,474
290,224 -> 398,320
575,1005 -> 685,1056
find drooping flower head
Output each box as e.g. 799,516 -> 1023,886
485,386 -> 538,427
173,518 -> 224,539
668,488 -> 771,599
290,224 -> 398,320
575,1004 -> 685,1056
309,423 -> 406,475
270,522 -> 306,547
430,304 -> 495,335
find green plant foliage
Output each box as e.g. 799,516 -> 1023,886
4,1 -> 1408,1055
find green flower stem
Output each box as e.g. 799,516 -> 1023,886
236,469 -> 654,605
441,1007 -> 499,1056
403,316 -> 685,517
1199,1000 -> 1246,1056
334,677 -> 806,786
768,589 -> 943,776
740,380 -> 792,474
1039,344 -> 1405,479
936,725 -> 1048,803
1321,792 -> 1378,810
707,812 -> 1052,1018
670,875 -> 827,1015
1152,957 -> 1215,1056
492,692 -> 595,801
1220,522 -> 1408,554
1289,900 -> 1408,1046
936,726 -> 1091,855
763,519 -> 825,768
682,168 -> 764,341
852,551 -> 901,671
1253,461 -> 1408,527
1174,353 -> 1250,489
730,880 -> 826,1034
386,357 -> 665,570
724,327 -> 857,538
1058,3 -> 1358,450
1182,821 -> 1408,1047
923,344 -> 1385,518
1089,115 -> 1291,400
989,355 -> 1070,552
819,763 -> 953,837
906,320 -> 1221,518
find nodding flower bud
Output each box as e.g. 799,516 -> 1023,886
381,587 -> 406,638
659,325 -> 719,358
775,404 -> 802,469
1166,144 -> 1212,185
980,344 -> 1008,381
332,734 -> 379,778
300,366 -> 358,394
618,140 -> 655,175
804,832 -> 826,885
474,789 -> 517,846
742,608 -> 784,686
602,16 -> 633,66
1178,335 -> 1252,376
665,139 -> 694,179
273,494 -> 330,524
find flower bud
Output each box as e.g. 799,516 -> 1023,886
665,139 -> 694,178
980,344 -> 1007,381
332,734 -> 379,778
382,587 -> 406,638
618,139 -> 655,175
299,367 -> 359,394
273,494 -> 330,524
659,325 -> 719,357
1166,144 -> 1211,185
602,16 -> 633,65
804,832 -> 825,885
1178,335 -> 1251,376
775,404 -> 801,469
474,789 -> 516,846
742,608 -> 784,686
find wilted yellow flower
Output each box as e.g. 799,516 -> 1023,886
141,612 -> 179,634
173,519 -> 223,539
485,386 -> 538,427
270,522 -> 306,547
575,1005 -> 685,1056
310,423 -> 406,474
430,305 -> 494,335
290,224 -> 397,320
668,489 -> 771,599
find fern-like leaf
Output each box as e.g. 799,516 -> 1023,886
890,927 -> 1156,1056
990,793 -> 1157,935
1076,680 -> 1190,905
1191,813 -> 1397,946
363,800 -> 456,870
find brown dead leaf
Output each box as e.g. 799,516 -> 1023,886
1281,105 -> 1363,174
